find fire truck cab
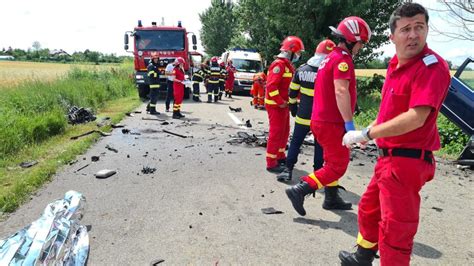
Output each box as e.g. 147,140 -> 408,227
124,20 -> 198,99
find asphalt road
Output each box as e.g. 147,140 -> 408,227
1,88 -> 473,265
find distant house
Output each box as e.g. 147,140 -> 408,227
49,49 -> 70,57
0,55 -> 14,60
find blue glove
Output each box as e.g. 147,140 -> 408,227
345,121 -> 356,132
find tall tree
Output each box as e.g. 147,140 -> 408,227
199,0 -> 236,56
428,0 -> 473,41
237,0 -> 398,65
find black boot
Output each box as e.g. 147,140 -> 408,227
276,167 -> 292,182
322,186 -> 352,210
278,158 -> 287,166
285,181 -> 316,216
172,111 -> 181,119
228,94 -> 232,98
177,111 -> 185,118
266,165 -> 286,174
214,96 -> 218,102
146,103 -> 150,112
149,106 -> 160,115
339,246 -> 377,266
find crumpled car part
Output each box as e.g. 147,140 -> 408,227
68,106 -> 96,125
227,131 -> 267,147
0,190 -> 89,265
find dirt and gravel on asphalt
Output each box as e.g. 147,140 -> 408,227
1,91 -> 473,265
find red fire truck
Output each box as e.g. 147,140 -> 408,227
124,20 -> 198,99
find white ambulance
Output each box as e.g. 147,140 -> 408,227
220,48 -> 264,94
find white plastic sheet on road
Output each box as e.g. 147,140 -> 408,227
0,190 -> 89,265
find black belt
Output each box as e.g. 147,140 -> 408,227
378,148 -> 433,164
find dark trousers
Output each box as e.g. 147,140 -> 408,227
165,80 -> 174,110
192,82 -> 200,98
207,82 -> 219,102
287,123 -> 323,171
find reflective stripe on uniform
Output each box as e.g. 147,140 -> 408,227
208,80 -> 219,84
357,232 -> 377,249
295,116 -> 311,126
269,90 -> 279,97
290,82 -> 300,90
300,87 -> 314,96
289,98 -> 297,104
193,81 -> 200,84
148,71 -> 157,77
283,72 -> 292,78
149,84 -> 160,89
308,173 -> 323,189
266,153 -> 277,159
265,99 -> 277,105
326,180 -> 338,187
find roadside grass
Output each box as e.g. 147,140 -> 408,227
0,97 -> 140,213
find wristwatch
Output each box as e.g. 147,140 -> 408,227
362,126 -> 373,140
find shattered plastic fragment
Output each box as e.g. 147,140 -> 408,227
94,169 -> 116,179
261,207 -> 284,214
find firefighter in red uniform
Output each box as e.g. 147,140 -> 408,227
286,17 -> 372,212
339,4 -> 450,265
224,60 -> 236,98
265,36 -> 304,173
251,72 -> 267,109
171,57 -> 186,119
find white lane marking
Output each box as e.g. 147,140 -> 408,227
227,112 -> 248,130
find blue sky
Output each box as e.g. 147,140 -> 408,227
0,0 -> 471,66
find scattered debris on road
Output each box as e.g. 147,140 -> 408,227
68,106 -> 96,125
150,259 -> 165,265
91,156 -> 100,162
227,131 -> 267,147
19,160 -> 38,168
163,129 -> 189,138
141,166 -> 157,174
432,207 -> 443,212
105,144 -> 119,153
0,191 -> 89,265
261,207 -> 284,214
95,169 -> 116,179
121,128 -> 141,135
142,117 -> 166,122
75,164 -> 90,172
70,130 -> 111,140
245,120 -> 252,128
111,123 -> 125,128
229,106 -> 242,112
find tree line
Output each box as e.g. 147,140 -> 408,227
0,43 -> 129,64
199,0 -> 459,69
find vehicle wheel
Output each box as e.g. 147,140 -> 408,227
137,84 -> 150,99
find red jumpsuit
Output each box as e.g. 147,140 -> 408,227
225,65 -> 236,95
172,66 -> 185,113
252,72 -> 266,108
301,47 -> 356,189
356,45 -> 450,265
265,58 -> 294,169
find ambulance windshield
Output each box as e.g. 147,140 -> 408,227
233,59 -> 262,73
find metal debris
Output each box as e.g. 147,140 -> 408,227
75,164 -> 90,172
261,207 -> 284,214
70,130 -> 111,140
19,160 -> 38,168
245,120 -> 252,128
142,117 -> 166,122
105,144 -> 119,153
227,131 -> 267,147
141,166 -> 157,174
163,129 -> 189,138
229,106 -> 242,112
0,191 -> 89,265
68,106 -> 96,125
95,169 -> 116,179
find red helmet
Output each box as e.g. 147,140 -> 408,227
280,36 -> 305,53
315,39 -> 336,54
330,16 -> 371,43
174,57 -> 185,65
219,61 -> 225,67
210,56 -> 219,63
151,52 -> 159,59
